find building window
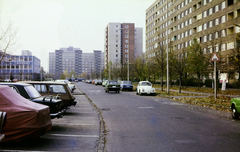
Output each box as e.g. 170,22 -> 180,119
203,23 -> 207,30
222,15 -> 226,23
215,5 -> 219,12
125,35 -> 128,38
125,49 -> 128,53
209,8 -> 213,15
215,18 -> 219,25
125,25 -> 128,28
209,21 -> 212,27
203,11 -> 207,18
125,45 -> 128,48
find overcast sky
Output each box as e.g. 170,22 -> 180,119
0,0 -> 154,72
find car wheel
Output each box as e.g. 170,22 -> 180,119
105,90 -> 107,93
232,105 -> 239,119
138,90 -> 141,95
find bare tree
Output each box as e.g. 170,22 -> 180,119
153,44 -> 166,91
169,48 -> 188,93
186,37 -> 208,90
132,55 -> 147,81
0,22 -> 18,61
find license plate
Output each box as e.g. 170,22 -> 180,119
112,86 -> 116,88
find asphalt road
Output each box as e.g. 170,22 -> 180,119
1,82 -> 240,152
79,82 -> 240,152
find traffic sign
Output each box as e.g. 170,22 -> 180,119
210,53 -> 220,61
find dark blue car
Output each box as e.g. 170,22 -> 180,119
119,81 -> 133,91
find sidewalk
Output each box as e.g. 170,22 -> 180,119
155,88 -> 239,98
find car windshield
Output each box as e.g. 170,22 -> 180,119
141,82 -> 152,86
109,81 -> 118,84
24,85 -> 42,98
123,81 -> 131,84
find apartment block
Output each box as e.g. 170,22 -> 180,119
146,0 -> 240,76
104,22 -> 143,68
49,47 -> 104,79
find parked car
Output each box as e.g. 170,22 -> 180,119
0,85 -> 52,142
95,79 -> 102,85
0,83 -> 65,119
0,111 -> 7,142
102,80 -> 108,87
136,81 -> 155,95
55,79 -> 76,92
20,81 -> 77,108
119,81 -> 133,91
105,80 -> 120,93
230,97 -> 240,119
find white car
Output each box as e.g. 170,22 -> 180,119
55,79 -> 76,92
136,81 -> 155,95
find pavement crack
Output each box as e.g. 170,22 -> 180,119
80,88 -> 108,152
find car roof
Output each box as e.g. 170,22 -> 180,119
0,82 -> 32,86
18,81 -> 68,85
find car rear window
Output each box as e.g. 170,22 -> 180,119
49,85 -> 66,93
141,82 -> 151,86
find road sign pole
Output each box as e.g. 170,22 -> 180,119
214,61 -> 217,101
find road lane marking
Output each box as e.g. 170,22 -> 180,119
49,134 -> 99,138
138,107 -> 154,109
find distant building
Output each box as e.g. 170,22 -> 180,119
104,22 -> 143,69
49,47 -> 104,79
81,51 -> 104,79
0,50 -> 41,81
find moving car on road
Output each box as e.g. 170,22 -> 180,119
136,81 -> 155,95
0,83 -> 65,119
119,81 -> 133,91
105,80 -> 120,93
0,85 -> 52,142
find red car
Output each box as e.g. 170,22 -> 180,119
0,85 -> 52,142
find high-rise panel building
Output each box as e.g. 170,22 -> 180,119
146,0 -> 239,77
104,23 -> 143,69
49,47 -> 104,79
49,46 -> 82,79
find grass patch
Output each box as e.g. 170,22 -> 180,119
155,90 -> 205,96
